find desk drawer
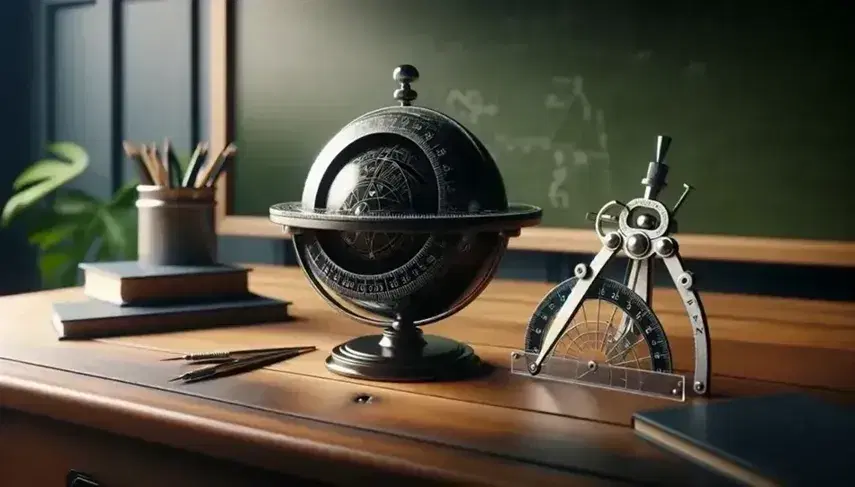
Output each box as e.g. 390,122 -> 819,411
0,409 -> 326,487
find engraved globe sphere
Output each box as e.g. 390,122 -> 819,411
289,105 -> 516,324
269,64 -> 541,381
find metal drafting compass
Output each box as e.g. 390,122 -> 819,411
511,135 -> 711,401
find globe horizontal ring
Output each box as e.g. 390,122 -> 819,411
269,202 -> 542,233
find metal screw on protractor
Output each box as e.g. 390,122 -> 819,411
574,263 -> 589,279
694,381 -> 705,393
672,380 -> 683,397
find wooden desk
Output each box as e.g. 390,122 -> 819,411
1,266 -> 853,486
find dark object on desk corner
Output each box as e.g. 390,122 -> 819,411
632,393 -> 855,487
268,64 -> 542,383
511,135 -> 712,403
79,261 -> 250,306
51,294 -> 290,340
168,346 -> 317,384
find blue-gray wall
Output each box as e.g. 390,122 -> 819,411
5,0 -> 851,300
0,0 -> 39,295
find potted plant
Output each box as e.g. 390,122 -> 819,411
1,142 -> 138,289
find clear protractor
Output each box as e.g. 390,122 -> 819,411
524,276 -> 673,374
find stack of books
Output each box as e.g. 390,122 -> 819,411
51,262 -> 289,339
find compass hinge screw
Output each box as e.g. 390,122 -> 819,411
678,271 -> 694,290
604,232 -> 622,250
654,237 -> 676,258
694,381 -> 706,393
625,233 -> 650,258
574,263 -> 590,279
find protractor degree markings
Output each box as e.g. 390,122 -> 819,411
599,306 -> 619,353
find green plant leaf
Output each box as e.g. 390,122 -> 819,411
12,142 -> 89,190
68,216 -> 101,264
54,188 -> 101,215
98,207 -> 126,257
38,251 -> 79,289
109,180 -> 139,210
118,207 -> 139,260
28,222 -> 81,251
1,142 -> 89,226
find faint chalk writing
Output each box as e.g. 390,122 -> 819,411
446,89 -> 499,125
544,76 -> 592,121
547,74 -> 612,208
446,74 -> 612,209
548,150 -> 570,209
493,134 -> 552,153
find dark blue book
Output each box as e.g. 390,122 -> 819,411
633,393 -> 855,486
78,261 -> 249,305
52,294 -> 289,339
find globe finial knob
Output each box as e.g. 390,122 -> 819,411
393,64 -> 419,106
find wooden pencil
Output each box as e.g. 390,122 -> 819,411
192,145 -> 210,187
122,141 -> 154,185
142,144 -> 167,186
152,144 -> 168,186
163,138 -> 183,188
138,144 -> 156,185
197,143 -> 237,188
182,142 -> 209,188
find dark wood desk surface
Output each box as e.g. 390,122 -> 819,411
1,266 -> 853,486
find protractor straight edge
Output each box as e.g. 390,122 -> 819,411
510,351 -> 687,402
513,276 -> 689,402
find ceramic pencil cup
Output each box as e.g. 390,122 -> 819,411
136,185 -> 217,266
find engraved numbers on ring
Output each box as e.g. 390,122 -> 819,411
306,235 -> 449,302
384,112 -> 457,207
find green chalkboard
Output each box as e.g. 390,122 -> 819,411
232,0 -> 854,241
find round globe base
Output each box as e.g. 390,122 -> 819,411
325,333 -> 486,382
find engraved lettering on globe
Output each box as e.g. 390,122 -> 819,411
324,144 -> 436,266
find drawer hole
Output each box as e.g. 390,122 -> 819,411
353,393 -> 374,404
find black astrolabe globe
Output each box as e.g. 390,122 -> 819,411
270,65 -> 542,382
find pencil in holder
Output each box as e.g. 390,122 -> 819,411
136,185 -> 217,266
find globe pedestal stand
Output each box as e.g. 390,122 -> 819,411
325,315 -> 484,382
